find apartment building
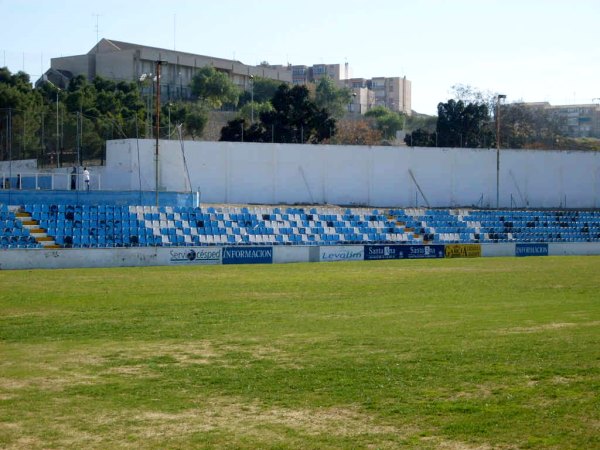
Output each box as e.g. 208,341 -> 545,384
39,38 -> 292,101
290,63 -> 350,85
290,63 -> 412,115
548,103 -> 600,138
522,102 -> 600,138
346,76 -> 411,116
39,39 -> 413,116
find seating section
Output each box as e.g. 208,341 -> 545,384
2,203 -> 600,249
0,204 -> 42,249
458,209 -> 600,243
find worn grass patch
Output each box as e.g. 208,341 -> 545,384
0,256 -> 599,449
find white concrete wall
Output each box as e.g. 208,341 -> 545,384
1,243 -> 599,270
0,159 -> 38,173
273,246 -> 312,264
0,247 -> 160,270
549,242 -> 600,256
103,139 -> 600,208
482,243 -> 515,257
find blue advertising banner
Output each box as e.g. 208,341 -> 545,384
364,245 -> 404,260
222,246 -> 273,264
405,244 -> 445,259
515,243 -> 548,257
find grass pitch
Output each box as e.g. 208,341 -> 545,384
0,256 -> 599,449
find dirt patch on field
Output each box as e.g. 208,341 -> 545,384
131,398 -> 403,439
1,397 -> 409,448
447,385 -> 495,401
496,321 -> 599,335
0,340 -> 300,395
421,437 -> 517,450
96,340 -> 296,368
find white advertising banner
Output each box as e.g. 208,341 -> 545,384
319,245 -> 364,262
163,247 -> 222,265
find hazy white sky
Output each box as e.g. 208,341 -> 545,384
1,0 -> 599,114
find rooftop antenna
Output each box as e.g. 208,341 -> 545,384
93,13 -> 101,44
173,14 -> 176,50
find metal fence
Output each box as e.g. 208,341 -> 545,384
0,170 -> 102,191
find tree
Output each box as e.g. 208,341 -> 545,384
314,76 -> 352,119
183,102 -> 209,140
238,101 -> 274,122
436,99 -> 492,148
498,103 -> 561,149
328,119 -> 383,145
364,106 -> 405,140
220,85 -> 336,144
448,84 -> 565,149
451,84 -> 497,114
405,112 -> 437,133
405,128 -> 435,147
239,77 -> 284,106
219,118 -> 266,142
190,66 -> 240,108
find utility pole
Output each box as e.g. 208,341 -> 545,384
155,60 -> 166,207
496,94 -> 506,208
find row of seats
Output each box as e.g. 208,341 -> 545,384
460,209 -> 600,243
3,203 -> 600,249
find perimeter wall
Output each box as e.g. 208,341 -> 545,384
1,243 -> 599,270
101,139 -> 600,209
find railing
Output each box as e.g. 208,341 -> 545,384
0,171 -> 102,191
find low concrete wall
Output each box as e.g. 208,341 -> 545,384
482,243 -> 515,257
1,242 -> 598,270
0,190 -> 195,208
273,246 -> 311,264
0,247 -> 161,270
549,242 -> 600,256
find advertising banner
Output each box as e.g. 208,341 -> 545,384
319,245 -> 364,262
405,244 -> 445,259
515,243 -> 548,257
222,246 -> 273,264
364,245 -> 404,260
168,247 -> 222,265
445,244 -> 482,258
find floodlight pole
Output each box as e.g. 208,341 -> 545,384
155,60 -> 166,207
250,75 -> 254,123
496,94 -> 506,208
42,77 -> 62,168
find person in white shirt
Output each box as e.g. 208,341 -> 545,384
83,167 -> 90,190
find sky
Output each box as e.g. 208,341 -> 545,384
1,0 -> 599,114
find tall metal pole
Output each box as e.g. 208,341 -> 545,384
155,60 -> 165,207
56,90 -> 60,168
250,75 -> 254,123
496,94 -> 506,208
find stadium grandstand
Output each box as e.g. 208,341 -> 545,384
1,139 -> 599,268
2,203 -> 600,250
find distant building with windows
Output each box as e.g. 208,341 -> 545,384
522,102 -> 600,138
289,62 -> 412,115
290,63 -> 351,85
38,38 -> 292,101
38,39 -> 413,116
346,76 -> 411,116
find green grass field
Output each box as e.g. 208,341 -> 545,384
1,256 -> 599,449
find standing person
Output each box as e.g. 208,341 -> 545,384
70,166 -> 77,190
83,167 -> 90,191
